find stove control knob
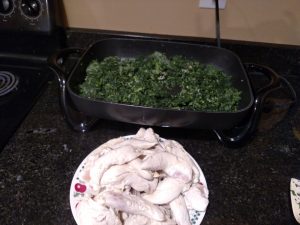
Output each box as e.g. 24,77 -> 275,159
20,0 -> 41,18
0,0 -> 13,15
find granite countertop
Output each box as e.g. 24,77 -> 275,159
0,31 -> 300,225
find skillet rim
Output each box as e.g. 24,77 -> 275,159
66,37 -> 254,115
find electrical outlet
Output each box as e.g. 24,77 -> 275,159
199,0 -> 227,9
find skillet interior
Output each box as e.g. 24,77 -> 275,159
67,38 -> 254,129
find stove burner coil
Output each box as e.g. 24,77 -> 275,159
0,71 -> 19,96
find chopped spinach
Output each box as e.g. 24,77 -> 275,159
79,52 -> 241,112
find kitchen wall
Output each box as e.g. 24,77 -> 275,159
62,0 -> 300,46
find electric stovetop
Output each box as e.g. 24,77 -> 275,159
0,64 -> 51,150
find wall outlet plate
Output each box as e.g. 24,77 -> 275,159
199,0 -> 227,9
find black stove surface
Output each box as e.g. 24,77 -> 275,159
0,64 -> 51,150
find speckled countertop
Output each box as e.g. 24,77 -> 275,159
1,31 -> 300,225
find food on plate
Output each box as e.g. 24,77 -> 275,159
183,183 -> 209,212
72,128 -> 209,225
142,177 -> 188,205
88,145 -> 142,192
79,52 -> 241,112
102,191 -> 166,221
141,151 -> 193,183
170,195 -> 191,225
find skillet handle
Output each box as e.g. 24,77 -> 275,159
213,63 -> 292,147
48,48 -> 99,132
48,47 -> 84,84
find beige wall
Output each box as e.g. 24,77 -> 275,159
62,0 -> 300,46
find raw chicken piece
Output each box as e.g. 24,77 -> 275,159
100,164 -> 130,185
124,214 -> 177,225
91,137 -> 125,156
124,214 -> 149,225
102,191 -> 165,221
76,198 -> 122,225
100,159 -> 153,186
90,145 -> 141,191
128,158 -> 153,180
149,220 -> 177,225
135,127 -> 146,138
170,195 -> 191,225
152,144 -> 166,152
113,138 -> 158,150
134,128 -> 159,143
183,183 -> 209,212
142,177 -> 187,204
102,170 -> 158,193
161,139 -> 200,183
119,173 -> 158,193
141,151 -> 193,183
80,137 -> 126,183
143,128 -> 160,143
158,205 -> 172,219
111,128 -> 160,150
151,206 -> 177,225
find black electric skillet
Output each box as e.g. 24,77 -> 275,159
48,38 -> 296,146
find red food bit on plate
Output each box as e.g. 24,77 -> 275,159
75,183 -> 87,193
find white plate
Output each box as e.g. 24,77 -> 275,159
70,136 -> 208,225
291,178 -> 300,224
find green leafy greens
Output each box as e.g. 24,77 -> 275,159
79,52 -> 241,112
